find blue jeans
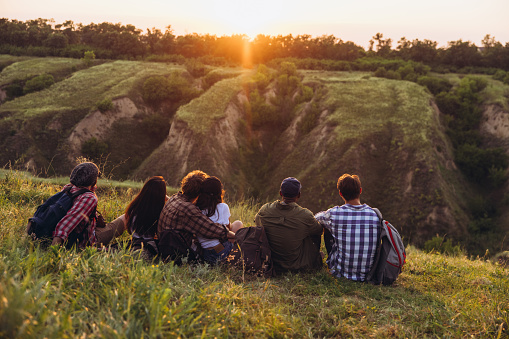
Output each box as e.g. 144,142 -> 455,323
202,241 -> 233,264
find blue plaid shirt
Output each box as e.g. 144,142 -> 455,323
315,204 -> 379,281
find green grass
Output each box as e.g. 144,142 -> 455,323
324,78 -> 435,151
0,59 -> 185,118
1,169 -> 508,338
176,73 -> 250,134
483,78 -> 509,110
0,57 -> 81,86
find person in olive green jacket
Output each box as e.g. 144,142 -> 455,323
255,177 -> 323,273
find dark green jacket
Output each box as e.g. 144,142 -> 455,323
255,201 -> 323,272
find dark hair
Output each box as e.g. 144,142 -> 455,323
195,176 -> 224,218
337,174 -> 362,201
181,170 -> 207,200
70,162 -> 100,187
125,176 -> 167,237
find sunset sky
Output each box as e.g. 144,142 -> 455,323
2,0 -> 509,49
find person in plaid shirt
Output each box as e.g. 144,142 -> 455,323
51,162 -> 101,247
315,174 -> 379,282
50,162 -> 135,248
157,170 -> 235,257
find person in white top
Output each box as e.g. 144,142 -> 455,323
195,176 -> 243,264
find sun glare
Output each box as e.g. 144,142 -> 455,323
211,1 -> 284,38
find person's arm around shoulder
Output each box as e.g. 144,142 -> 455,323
187,204 -> 229,241
315,209 -> 332,229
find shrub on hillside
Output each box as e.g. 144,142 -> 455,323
278,61 -> 298,77
385,70 -> 402,80
23,74 -> 55,94
141,114 -> 170,142
504,73 -> 509,85
373,67 -> 387,78
492,69 -> 506,82
167,72 -> 201,103
417,76 -> 453,95
250,89 -> 276,127
142,73 -> 200,106
142,76 -> 171,104
295,85 -> 314,104
82,137 -> 109,160
81,51 -> 95,67
5,80 -> 24,100
454,144 -> 508,183
297,102 -> 321,135
185,59 -> 209,77
96,98 -> 114,113
250,64 -> 272,90
468,217 -> 496,234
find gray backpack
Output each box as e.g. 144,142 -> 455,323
366,208 -> 406,285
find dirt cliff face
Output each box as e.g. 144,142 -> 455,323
480,104 -> 509,236
134,92 -> 249,191
67,98 -> 141,158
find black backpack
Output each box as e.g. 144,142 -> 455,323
27,186 -> 91,242
228,226 -> 274,277
158,229 -> 201,265
366,208 -> 406,285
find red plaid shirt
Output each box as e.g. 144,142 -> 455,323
53,184 -> 97,245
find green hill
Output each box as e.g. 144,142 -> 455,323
0,171 -> 507,338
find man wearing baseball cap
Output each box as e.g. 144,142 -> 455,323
255,177 -> 323,273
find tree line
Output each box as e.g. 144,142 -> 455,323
1,18 -> 509,71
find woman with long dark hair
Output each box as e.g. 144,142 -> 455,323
125,176 -> 167,259
195,176 -> 243,264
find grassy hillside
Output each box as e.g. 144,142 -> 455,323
0,59 -> 184,118
177,75 -> 249,134
0,170 -> 508,338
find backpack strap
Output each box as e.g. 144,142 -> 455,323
69,188 -> 92,200
371,207 -> 383,221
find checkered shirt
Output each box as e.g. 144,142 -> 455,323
157,192 -> 228,248
53,184 -> 97,245
315,204 -> 379,281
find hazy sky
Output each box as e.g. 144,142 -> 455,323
2,0 -> 509,49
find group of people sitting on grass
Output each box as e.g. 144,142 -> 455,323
48,161 -> 381,282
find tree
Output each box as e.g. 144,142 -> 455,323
81,50 -> 96,67
43,33 -> 68,48
442,40 -> 481,68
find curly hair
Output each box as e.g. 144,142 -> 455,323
181,170 -> 208,200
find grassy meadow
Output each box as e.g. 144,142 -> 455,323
0,169 -> 508,338
0,59 -> 185,118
